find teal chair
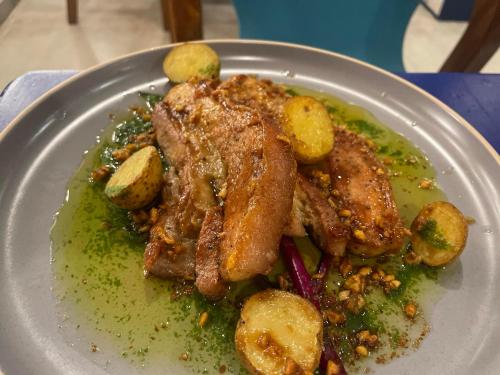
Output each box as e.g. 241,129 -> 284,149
232,0 -> 419,71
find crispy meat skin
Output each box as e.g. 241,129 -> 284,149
195,206 -> 228,299
328,128 -> 406,256
295,174 -> 349,256
154,76 -> 296,282
215,75 -> 288,118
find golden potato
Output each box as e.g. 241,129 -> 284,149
235,289 -> 322,375
105,146 -> 163,210
411,201 -> 468,266
163,43 -> 220,83
283,96 -> 334,164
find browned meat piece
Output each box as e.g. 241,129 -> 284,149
294,174 -> 349,256
214,75 -> 289,119
162,78 -> 296,281
144,192 -> 196,280
328,128 -> 406,257
195,207 -> 228,300
145,101 -> 221,285
153,102 -> 223,235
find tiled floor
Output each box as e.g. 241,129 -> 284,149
0,0 -> 499,90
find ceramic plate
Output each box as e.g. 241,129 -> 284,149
0,40 -> 499,375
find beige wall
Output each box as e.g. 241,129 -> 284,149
0,0 -> 19,24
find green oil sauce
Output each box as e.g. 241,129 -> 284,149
52,87 -> 447,374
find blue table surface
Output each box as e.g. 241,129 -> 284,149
0,70 -> 499,153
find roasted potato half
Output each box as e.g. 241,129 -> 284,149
163,43 -> 220,83
410,201 -> 468,266
283,96 -> 334,164
235,289 -> 322,375
105,146 -> 163,210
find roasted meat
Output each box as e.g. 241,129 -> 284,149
294,174 -> 349,256
143,172 -> 196,280
328,128 -> 406,256
195,206 -> 228,299
214,75 -> 288,119
150,76 -> 296,284
144,99 -> 221,286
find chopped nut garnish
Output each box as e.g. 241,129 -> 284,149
339,258 -> 353,277
338,290 -> 351,301
358,266 -> 372,277
344,274 -> 364,294
353,229 -> 366,242
345,294 -> 365,314
326,360 -> 341,375
357,330 -> 370,343
159,229 -> 175,244
404,251 -> 422,265
218,183 -> 228,199
325,310 -> 346,325
339,209 -> 352,218
418,178 -> 433,190
149,207 -> 159,224
376,168 -> 385,176
384,274 -> 395,282
131,210 -> 149,224
90,343 -> 98,352
355,345 -> 368,357
357,330 -> 378,347
389,280 -> 401,289
90,165 -> 111,181
371,268 -> 386,282
404,303 -> 417,319
112,148 -> 131,161
199,311 -> 209,328
312,170 -> 331,189
179,352 -> 189,361
278,274 -> 289,290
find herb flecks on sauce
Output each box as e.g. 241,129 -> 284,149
52,87 -> 447,374
417,219 -> 450,250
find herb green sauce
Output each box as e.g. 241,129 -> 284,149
417,220 -> 450,250
51,87 -> 447,374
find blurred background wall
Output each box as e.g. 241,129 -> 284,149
0,0 -> 498,90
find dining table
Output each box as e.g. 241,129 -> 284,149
0,70 -> 499,153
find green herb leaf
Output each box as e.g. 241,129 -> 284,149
417,219 -> 450,250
